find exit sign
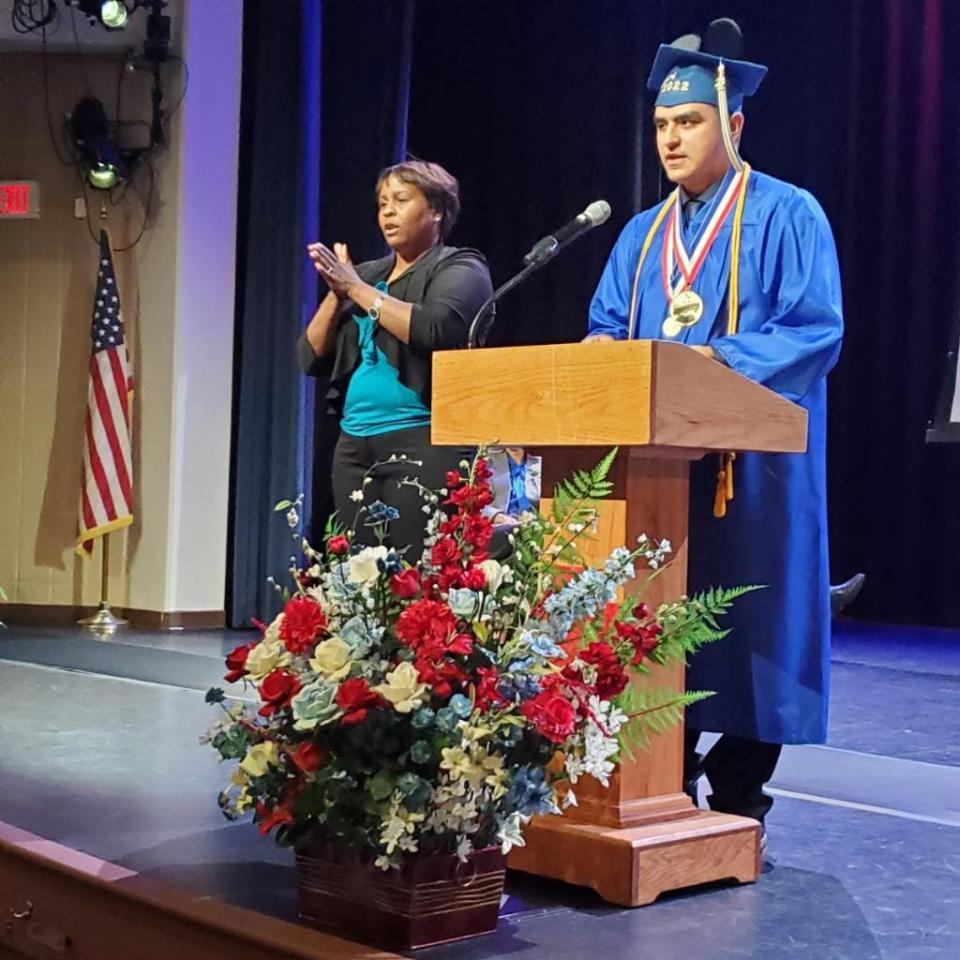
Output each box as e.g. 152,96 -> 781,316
0,181 -> 40,219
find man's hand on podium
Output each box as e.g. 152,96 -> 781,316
583,334 -> 615,342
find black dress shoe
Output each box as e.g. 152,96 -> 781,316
830,572 -> 866,617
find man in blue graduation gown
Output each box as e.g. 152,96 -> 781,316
587,21 -> 843,832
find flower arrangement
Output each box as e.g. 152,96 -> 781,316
204,448 -> 753,870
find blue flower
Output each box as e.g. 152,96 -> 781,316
525,631 -> 563,659
376,549 -> 403,577
507,765 -> 557,816
411,706 -> 436,729
362,500 -> 400,527
435,707 -> 460,732
498,672 -> 540,701
449,693 -> 473,719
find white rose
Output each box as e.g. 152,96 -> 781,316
263,613 -> 283,644
480,559 -> 509,593
347,545 -> 389,587
245,638 -> 290,681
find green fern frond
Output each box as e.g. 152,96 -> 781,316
551,447 -> 618,523
617,687 -> 714,757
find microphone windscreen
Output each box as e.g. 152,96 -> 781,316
584,200 -> 612,226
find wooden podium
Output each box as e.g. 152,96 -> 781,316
432,340 -> 807,906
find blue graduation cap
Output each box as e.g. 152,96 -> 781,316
647,19 -> 767,113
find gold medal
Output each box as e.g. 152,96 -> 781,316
662,316 -> 683,337
669,289 -> 704,327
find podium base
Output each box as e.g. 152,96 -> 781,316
508,809 -> 760,907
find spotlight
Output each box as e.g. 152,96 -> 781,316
70,97 -> 123,189
68,0 -> 132,30
100,1 -> 129,28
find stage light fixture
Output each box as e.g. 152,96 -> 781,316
67,0 -> 132,30
70,97 -> 124,189
100,1 -> 129,28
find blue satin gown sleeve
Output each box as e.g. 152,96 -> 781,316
587,216 -> 645,339
710,190 -> 844,401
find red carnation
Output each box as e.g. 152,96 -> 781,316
336,677 -> 381,725
463,566 -> 487,591
257,669 -> 303,717
521,688 -> 578,744
224,641 -> 255,683
396,599 -> 459,658
279,596 -> 327,655
390,568 -> 421,598
327,535 -> 350,556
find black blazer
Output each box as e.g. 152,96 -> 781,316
297,245 -> 493,418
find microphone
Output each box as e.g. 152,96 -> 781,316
523,200 -> 612,265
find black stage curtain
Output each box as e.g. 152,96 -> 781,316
233,0 -> 960,628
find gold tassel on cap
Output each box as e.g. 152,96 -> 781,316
713,451 -> 736,518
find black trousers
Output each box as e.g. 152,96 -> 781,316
331,426 -> 472,560
684,728 -> 783,824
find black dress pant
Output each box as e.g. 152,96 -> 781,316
684,728 -> 783,824
331,425 -> 472,560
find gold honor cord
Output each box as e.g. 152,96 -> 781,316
713,162 -> 752,518
626,194 -> 678,342
620,157 -> 752,517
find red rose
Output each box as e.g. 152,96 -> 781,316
390,568 -> 421,598
336,677 -> 381,725
290,741 -> 325,773
581,641 -> 628,699
258,669 -> 303,717
431,538 -> 461,566
327,535 -> 350,556
224,641 -> 255,683
463,566 -> 487,591
279,596 -> 327,655
521,689 -> 578,744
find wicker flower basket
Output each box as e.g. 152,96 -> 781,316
295,842 -> 507,950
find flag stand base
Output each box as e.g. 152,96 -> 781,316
77,602 -> 128,634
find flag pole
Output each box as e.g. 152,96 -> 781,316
77,533 -> 129,633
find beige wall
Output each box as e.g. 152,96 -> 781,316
0,53 -> 140,608
0,0 -> 242,616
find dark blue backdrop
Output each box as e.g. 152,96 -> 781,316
230,0 -> 960,629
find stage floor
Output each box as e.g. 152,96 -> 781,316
1,619 -> 958,960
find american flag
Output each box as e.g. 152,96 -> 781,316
77,230 -> 134,555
